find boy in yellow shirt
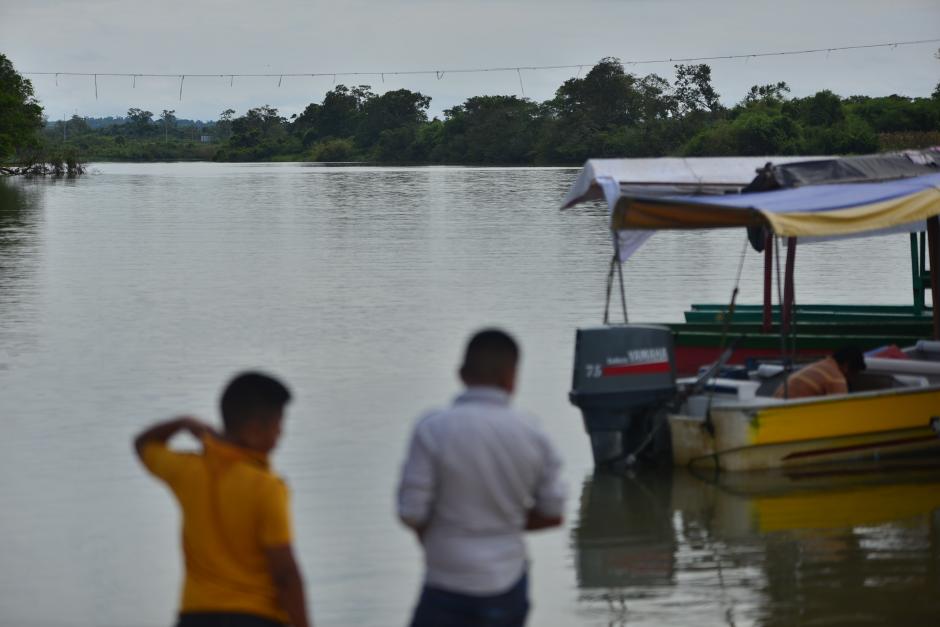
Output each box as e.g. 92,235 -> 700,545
134,372 -> 311,627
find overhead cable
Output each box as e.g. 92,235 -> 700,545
22,37 -> 940,83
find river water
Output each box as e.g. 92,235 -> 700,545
1,163 -> 937,626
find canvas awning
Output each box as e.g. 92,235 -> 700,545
561,156 -> 827,209
562,153 -> 940,260
612,172 -> 940,238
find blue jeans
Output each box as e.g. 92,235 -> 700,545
410,573 -> 529,627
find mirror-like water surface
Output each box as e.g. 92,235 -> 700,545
0,163 -> 936,626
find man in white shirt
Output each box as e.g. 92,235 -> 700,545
397,328 -> 567,627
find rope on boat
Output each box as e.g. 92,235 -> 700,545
717,234 -> 750,349
626,234 -> 749,465
703,233 -> 752,435
624,340 -> 740,466
603,247 -> 628,324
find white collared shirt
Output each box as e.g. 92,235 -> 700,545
397,386 -> 567,595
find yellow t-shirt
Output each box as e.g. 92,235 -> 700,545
141,436 -> 292,623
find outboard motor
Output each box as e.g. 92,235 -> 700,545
569,325 -> 677,467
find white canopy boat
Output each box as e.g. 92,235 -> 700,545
564,153 -> 940,471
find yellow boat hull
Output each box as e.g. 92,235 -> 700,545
669,386 -> 940,471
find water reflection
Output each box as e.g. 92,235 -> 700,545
0,164 -> 932,625
0,180 -> 42,362
572,464 -> 940,625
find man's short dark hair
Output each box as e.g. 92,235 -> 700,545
833,346 -> 866,373
220,371 -> 292,431
460,329 -> 519,382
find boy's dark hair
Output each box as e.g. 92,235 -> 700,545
833,346 -> 866,373
220,371 -> 292,431
460,328 -> 519,382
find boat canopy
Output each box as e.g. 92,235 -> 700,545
612,172 -> 940,238
563,152 -> 940,259
561,156 -> 826,209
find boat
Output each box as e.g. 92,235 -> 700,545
563,153 -> 940,375
565,151 -> 940,471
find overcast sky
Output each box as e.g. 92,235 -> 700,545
2,0 -> 938,122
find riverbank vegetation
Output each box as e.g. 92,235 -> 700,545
9,54 -> 940,166
1,53 -> 84,175
217,58 -> 938,163
41,109 -> 218,162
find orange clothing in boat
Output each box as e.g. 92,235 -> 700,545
774,356 -> 848,399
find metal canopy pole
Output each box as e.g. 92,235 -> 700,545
781,237 -> 797,336
910,233 -> 925,314
927,217 -> 940,340
762,232 -> 773,333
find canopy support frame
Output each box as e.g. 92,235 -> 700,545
603,248 -> 629,325
762,232 -> 774,333
781,237 -> 798,336
928,216 -> 940,340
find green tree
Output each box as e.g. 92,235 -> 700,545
125,108 -> 154,137
64,114 -> 91,138
214,108 -> 236,141
786,90 -> 844,127
307,137 -> 356,162
550,58 -> 650,128
319,85 -> 373,140
218,105 -> 300,160
680,120 -> 739,156
742,82 -> 791,107
0,53 -> 44,159
439,95 -> 540,163
537,58 -> 680,162
673,64 -> 721,115
802,116 -> 879,154
160,109 -> 176,143
732,109 -> 802,155
357,88 -> 430,150
844,94 -> 939,133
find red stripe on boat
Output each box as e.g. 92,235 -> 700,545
782,434 -> 938,460
602,362 -> 671,376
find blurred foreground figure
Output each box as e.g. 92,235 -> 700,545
397,329 -> 567,627
134,372 -> 311,627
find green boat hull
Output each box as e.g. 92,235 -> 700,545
664,303 -> 932,375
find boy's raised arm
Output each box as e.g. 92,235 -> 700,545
266,544 -> 312,627
133,416 -> 215,459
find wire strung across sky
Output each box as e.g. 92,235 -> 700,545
23,37 -> 940,100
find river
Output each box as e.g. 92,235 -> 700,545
1,163 -> 937,626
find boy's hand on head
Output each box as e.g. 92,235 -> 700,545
179,416 -> 218,440
133,416 -> 219,460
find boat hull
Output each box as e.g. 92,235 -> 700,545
666,303 -> 933,375
670,386 -> 940,471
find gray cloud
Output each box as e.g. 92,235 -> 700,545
2,0 -> 937,121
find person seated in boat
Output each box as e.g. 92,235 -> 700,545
773,347 -> 867,399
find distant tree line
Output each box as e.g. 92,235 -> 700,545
213,58 -> 940,163
37,108 -> 220,161
5,53 -> 940,166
